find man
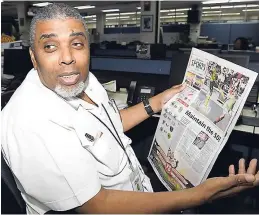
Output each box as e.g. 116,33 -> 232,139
1,3 -> 259,214
234,37 -> 249,50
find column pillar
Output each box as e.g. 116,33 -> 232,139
189,5 -> 202,44
16,2 -> 29,42
140,1 -> 161,44
96,13 -> 105,35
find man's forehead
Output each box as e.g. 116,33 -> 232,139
35,18 -> 85,35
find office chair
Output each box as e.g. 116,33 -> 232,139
1,90 -> 16,110
1,152 -> 26,214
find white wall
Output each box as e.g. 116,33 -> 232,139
99,32 -> 180,45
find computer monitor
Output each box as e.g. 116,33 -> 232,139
92,49 -> 136,57
150,44 -> 167,59
90,57 -> 171,75
169,53 -> 250,86
3,49 -> 33,77
227,51 -> 259,62
169,53 -> 190,86
217,54 -> 250,68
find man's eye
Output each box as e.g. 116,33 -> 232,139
44,44 -> 56,50
73,42 -> 84,47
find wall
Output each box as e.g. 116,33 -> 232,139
100,32 -> 180,45
200,22 -> 259,45
92,22 -> 259,45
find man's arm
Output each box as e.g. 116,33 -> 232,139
76,168 -> 258,214
120,84 -> 185,132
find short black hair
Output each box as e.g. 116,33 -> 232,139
30,3 -> 88,51
234,37 -> 249,50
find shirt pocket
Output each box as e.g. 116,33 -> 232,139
72,110 -> 122,175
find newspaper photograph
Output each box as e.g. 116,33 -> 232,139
148,48 -> 258,191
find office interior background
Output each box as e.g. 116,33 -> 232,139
1,0 -> 259,214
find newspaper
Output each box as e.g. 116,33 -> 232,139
148,48 -> 258,191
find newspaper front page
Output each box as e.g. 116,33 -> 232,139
148,48 -> 258,191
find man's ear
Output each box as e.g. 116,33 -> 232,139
29,48 -> 38,71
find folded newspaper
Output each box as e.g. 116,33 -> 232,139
148,48 -> 258,191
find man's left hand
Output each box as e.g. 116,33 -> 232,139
150,84 -> 185,113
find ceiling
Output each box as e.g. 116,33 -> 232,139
1,1 -> 204,18
1,1 -> 259,18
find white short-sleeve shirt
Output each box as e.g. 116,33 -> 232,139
1,69 -> 153,214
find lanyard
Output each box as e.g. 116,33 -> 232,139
89,102 -> 134,171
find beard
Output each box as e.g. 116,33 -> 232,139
54,80 -> 87,99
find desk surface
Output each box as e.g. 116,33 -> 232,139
234,106 -> 259,134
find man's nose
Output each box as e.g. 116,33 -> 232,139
59,47 -> 75,65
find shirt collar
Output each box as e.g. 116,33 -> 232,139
28,69 -> 98,111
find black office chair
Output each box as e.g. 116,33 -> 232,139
1,90 -> 15,110
1,152 -> 26,214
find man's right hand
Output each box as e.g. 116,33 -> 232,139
197,158 -> 259,203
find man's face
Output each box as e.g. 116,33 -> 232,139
30,18 -> 90,98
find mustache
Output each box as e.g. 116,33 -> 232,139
58,71 -> 80,77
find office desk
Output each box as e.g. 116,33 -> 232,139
234,106 -> 259,135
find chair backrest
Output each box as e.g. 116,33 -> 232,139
1,152 -> 26,213
1,90 -> 16,110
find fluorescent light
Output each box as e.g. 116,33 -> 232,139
160,15 -> 188,19
102,9 -> 119,12
119,16 -> 130,19
105,13 -> 120,16
202,0 -> 228,4
202,7 -> 211,9
242,9 -> 259,11
221,6 -> 234,8
234,5 -> 247,8
229,0 -> 257,2
105,16 -> 130,20
176,8 -> 191,11
160,10 -> 170,12
33,2 -> 52,7
222,13 -> 241,15
167,13 -> 185,15
74,5 -> 95,9
202,14 -> 220,16
247,4 -> 259,7
160,16 -> 173,19
137,7 -> 141,10
120,12 -> 136,15
137,12 -> 141,14
211,6 -> 221,9
176,15 -> 188,18
87,20 -> 96,23
106,17 -> 118,20
83,15 -> 96,18
203,13 -> 241,16
203,10 -> 222,13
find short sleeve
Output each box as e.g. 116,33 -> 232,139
9,120 -> 101,211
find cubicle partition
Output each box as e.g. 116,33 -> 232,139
90,56 -> 172,93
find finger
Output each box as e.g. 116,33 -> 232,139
219,174 -> 255,191
254,170 -> 259,186
247,159 -> 257,175
229,164 -> 235,176
238,158 -> 246,174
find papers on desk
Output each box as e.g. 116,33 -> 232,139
102,80 -> 117,92
107,91 -> 128,110
102,80 -> 128,110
